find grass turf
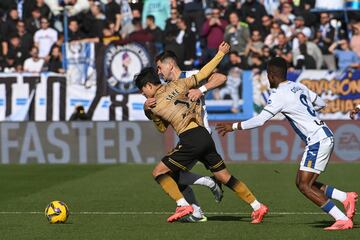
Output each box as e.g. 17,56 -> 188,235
0,163 -> 359,240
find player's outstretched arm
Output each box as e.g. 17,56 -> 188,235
308,90 -> 326,111
216,110 -> 274,136
350,104 -> 360,120
194,41 -> 230,83
187,73 -> 227,101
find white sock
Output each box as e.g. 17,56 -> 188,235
250,199 -> 261,211
194,176 -> 215,188
325,186 -> 347,202
331,189 -> 347,202
329,206 -> 348,221
176,198 -> 189,207
191,204 -> 203,218
321,200 -> 348,221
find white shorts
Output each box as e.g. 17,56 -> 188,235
299,137 -> 334,174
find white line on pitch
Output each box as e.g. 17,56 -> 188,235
0,211 -> 328,215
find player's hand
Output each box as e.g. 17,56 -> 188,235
350,107 -> 360,120
215,123 -> 234,136
218,41 -> 230,55
188,89 -> 203,102
144,98 -> 156,110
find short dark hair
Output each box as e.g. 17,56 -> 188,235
267,57 -> 287,79
155,51 -> 178,65
132,17 -> 141,26
146,15 -> 155,22
134,67 -> 161,90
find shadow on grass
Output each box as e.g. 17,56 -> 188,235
308,220 -> 359,229
207,215 -> 281,222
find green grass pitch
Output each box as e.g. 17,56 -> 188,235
0,163 -> 359,240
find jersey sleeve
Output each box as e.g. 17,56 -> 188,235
263,91 -> 284,117
241,109 -> 274,130
183,76 -> 199,89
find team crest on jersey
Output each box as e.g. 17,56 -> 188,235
104,43 -> 150,94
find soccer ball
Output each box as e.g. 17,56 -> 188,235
45,201 -> 70,224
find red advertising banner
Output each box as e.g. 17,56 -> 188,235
164,120 -> 360,163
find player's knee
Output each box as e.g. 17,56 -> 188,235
296,181 -> 311,195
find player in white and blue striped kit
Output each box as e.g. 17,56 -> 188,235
216,57 -> 357,231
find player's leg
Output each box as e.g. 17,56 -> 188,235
170,171 -> 208,222
211,167 -> 268,224
152,161 -> 190,207
296,170 -> 352,230
313,182 -> 358,219
178,169 -> 223,203
297,137 -> 353,230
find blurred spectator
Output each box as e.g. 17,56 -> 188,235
224,12 -> 250,56
245,30 -> 264,66
240,0 -> 267,31
176,17 -> 196,68
16,20 -> 33,54
69,105 -> 89,120
142,0 -> 170,30
34,17 -> 58,58
119,0 -> 134,39
249,53 -> 266,71
145,15 -> 164,54
274,2 -> 295,26
83,2 -> 107,38
3,55 -> 17,73
293,0 -> 316,27
68,19 -> 86,41
220,51 -> 248,73
101,23 -> 121,45
7,34 -> 28,67
260,15 -> 273,40
292,32 -> 323,69
3,8 -> 19,39
314,13 -> 336,70
329,39 -> 360,70
261,0 -> 280,16
287,16 -> 311,45
25,7 -> 41,35
214,66 -> 242,113
45,0 -> 90,17
105,0 -> 121,32
271,32 -> 292,65
261,45 -> 272,63
36,0 -> 51,19
215,0 -> 238,21
295,43 -> 317,69
46,45 -> 64,73
201,7 -> 228,63
351,19 -> 360,58
264,22 -> 283,47
23,46 -> 45,73
165,8 -> 179,37
182,0 -> 205,35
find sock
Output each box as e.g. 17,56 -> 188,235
250,200 -> 261,211
155,174 -> 186,204
325,185 -> 347,202
181,186 -> 199,206
191,204 -> 203,218
225,175 -> 256,205
193,176 -> 215,188
176,198 -> 189,207
321,200 -> 348,221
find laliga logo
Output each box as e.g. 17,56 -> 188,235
104,43 -> 150,94
334,124 -> 360,161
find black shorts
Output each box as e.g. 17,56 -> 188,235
162,127 -> 226,173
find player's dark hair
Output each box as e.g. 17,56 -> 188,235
155,51 -> 178,65
267,57 -> 287,79
134,67 -> 161,90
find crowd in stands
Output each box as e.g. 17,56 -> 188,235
0,0 -> 359,74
